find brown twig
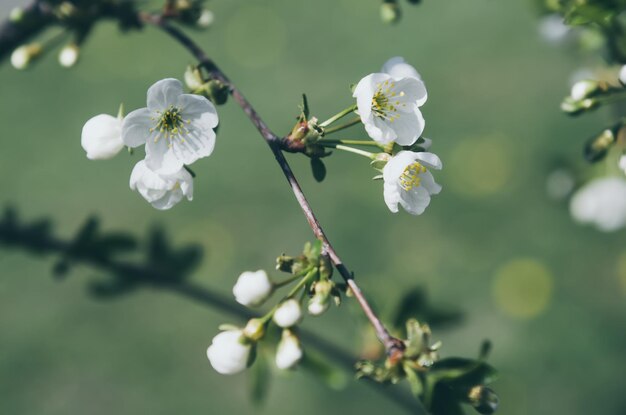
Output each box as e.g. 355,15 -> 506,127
138,13 -> 405,358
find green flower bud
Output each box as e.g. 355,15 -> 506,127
10,43 -> 42,70
243,318 -> 266,342
468,386 -> 499,414
380,0 -> 401,24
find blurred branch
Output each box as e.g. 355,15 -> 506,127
0,1 -> 54,61
0,207 -> 423,414
140,11 -> 407,362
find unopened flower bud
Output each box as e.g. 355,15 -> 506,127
81,113 -> 124,160
275,330 -> 303,369
233,270 -> 273,307
58,43 -> 79,68
9,7 -> 24,22
308,280 -> 333,316
10,43 -> 42,70
205,79 -> 229,105
380,0 -> 401,24
184,65 -> 204,91
206,329 -> 252,375
273,299 -> 302,328
570,80 -> 599,101
243,318 -> 266,341
468,386 -> 499,414
197,9 -> 214,28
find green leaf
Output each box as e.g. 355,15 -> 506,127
403,364 -> 423,397
584,128 -> 616,163
310,157 -> 327,182
429,358 -> 498,388
565,4 -> 615,26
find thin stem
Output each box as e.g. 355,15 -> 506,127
318,138 -> 383,148
321,143 -> 376,159
142,12 -> 405,358
273,274 -> 301,288
320,104 -> 358,127
323,117 -> 361,135
260,268 -> 316,323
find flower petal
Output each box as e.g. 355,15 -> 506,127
122,108 -> 153,148
389,108 -> 425,146
178,94 -> 219,129
147,78 -> 183,111
171,123 -> 216,166
415,152 -> 443,170
145,138 -> 184,175
382,56 -> 422,81
399,186 -> 431,215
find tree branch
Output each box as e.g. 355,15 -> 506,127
140,13 -> 405,358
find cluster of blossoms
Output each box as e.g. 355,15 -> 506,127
354,58 -> 441,215
207,242 -> 338,374
81,78 -> 219,209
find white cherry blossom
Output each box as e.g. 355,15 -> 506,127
122,78 -> 219,174
570,177 -> 626,232
383,151 -> 442,215
129,160 -> 193,210
382,56 -> 422,81
353,71 -> 427,146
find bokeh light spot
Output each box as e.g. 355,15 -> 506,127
448,134 -> 514,197
492,258 -> 553,319
224,6 -> 287,69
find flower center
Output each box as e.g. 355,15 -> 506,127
371,80 -> 405,122
399,162 -> 427,191
150,105 -> 190,145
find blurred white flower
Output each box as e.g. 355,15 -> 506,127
206,329 -> 251,375
10,43 -> 41,70
383,151 -> 442,215
381,56 -> 422,81
619,65 -> 626,85
538,14 -> 570,44
129,160 -> 193,210
620,155 -> 626,174
570,80 -> 597,101
275,330 -> 303,370
570,177 -> 626,232
58,44 -> 79,68
273,299 -> 302,328
81,114 -> 124,160
307,296 -> 329,316
197,9 -> 215,28
233,270 -> 273,307
307,280 -> 332,316
122,78 -> 219,175
353,70 -> 427,146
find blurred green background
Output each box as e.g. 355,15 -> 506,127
1,0 -> 625,414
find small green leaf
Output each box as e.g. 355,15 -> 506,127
404,364 -> 423,397
311,157 -> 327,182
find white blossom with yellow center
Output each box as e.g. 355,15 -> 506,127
383,151 -> 442,215
353,67 -> 427,146
122,78 -> 219,174
129,160 -> 193,210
